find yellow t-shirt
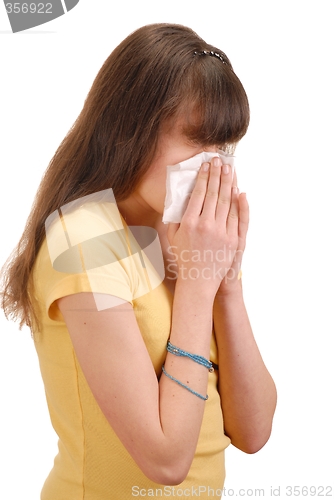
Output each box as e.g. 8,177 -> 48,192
31,189 -> 231,499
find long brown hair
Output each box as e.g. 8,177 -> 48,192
0,23 -> 250,331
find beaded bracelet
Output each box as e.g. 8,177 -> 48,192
167,341 -> 214,373
161,366 -> 208,401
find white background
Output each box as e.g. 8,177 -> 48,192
1,1 -> 333,499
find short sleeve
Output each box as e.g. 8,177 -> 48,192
33,189 -> 165,322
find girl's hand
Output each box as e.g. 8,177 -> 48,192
217,170 -> 249,296
167,156 -> 242,298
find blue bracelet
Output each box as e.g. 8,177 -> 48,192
167,341 -> 214,372
161,365 -> 208,401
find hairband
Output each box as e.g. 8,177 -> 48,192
194,50 -> 226,64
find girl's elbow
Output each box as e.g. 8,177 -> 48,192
231,427 -> 273,454
153,468 -> 189,486
235,439 -> 266,455
141,456 -> 191,485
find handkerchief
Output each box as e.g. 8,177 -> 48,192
162,150 -> 235,224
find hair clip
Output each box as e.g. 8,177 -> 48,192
194,50 -> 226,64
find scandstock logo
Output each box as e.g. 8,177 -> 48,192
3,0 -> 80,33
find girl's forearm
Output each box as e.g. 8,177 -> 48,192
213,283 -> 277,453
158,278 -> 216,479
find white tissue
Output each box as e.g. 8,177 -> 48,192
162,150 -> 235,224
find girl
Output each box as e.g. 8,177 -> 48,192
1,23 -> 277,499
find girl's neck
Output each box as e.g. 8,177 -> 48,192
117,195 -> 163,230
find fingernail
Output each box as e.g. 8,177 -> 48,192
232,186 -> 239,194
223,164 -> 230,174
202,162 -> 210,172
213,157 -> 222,167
